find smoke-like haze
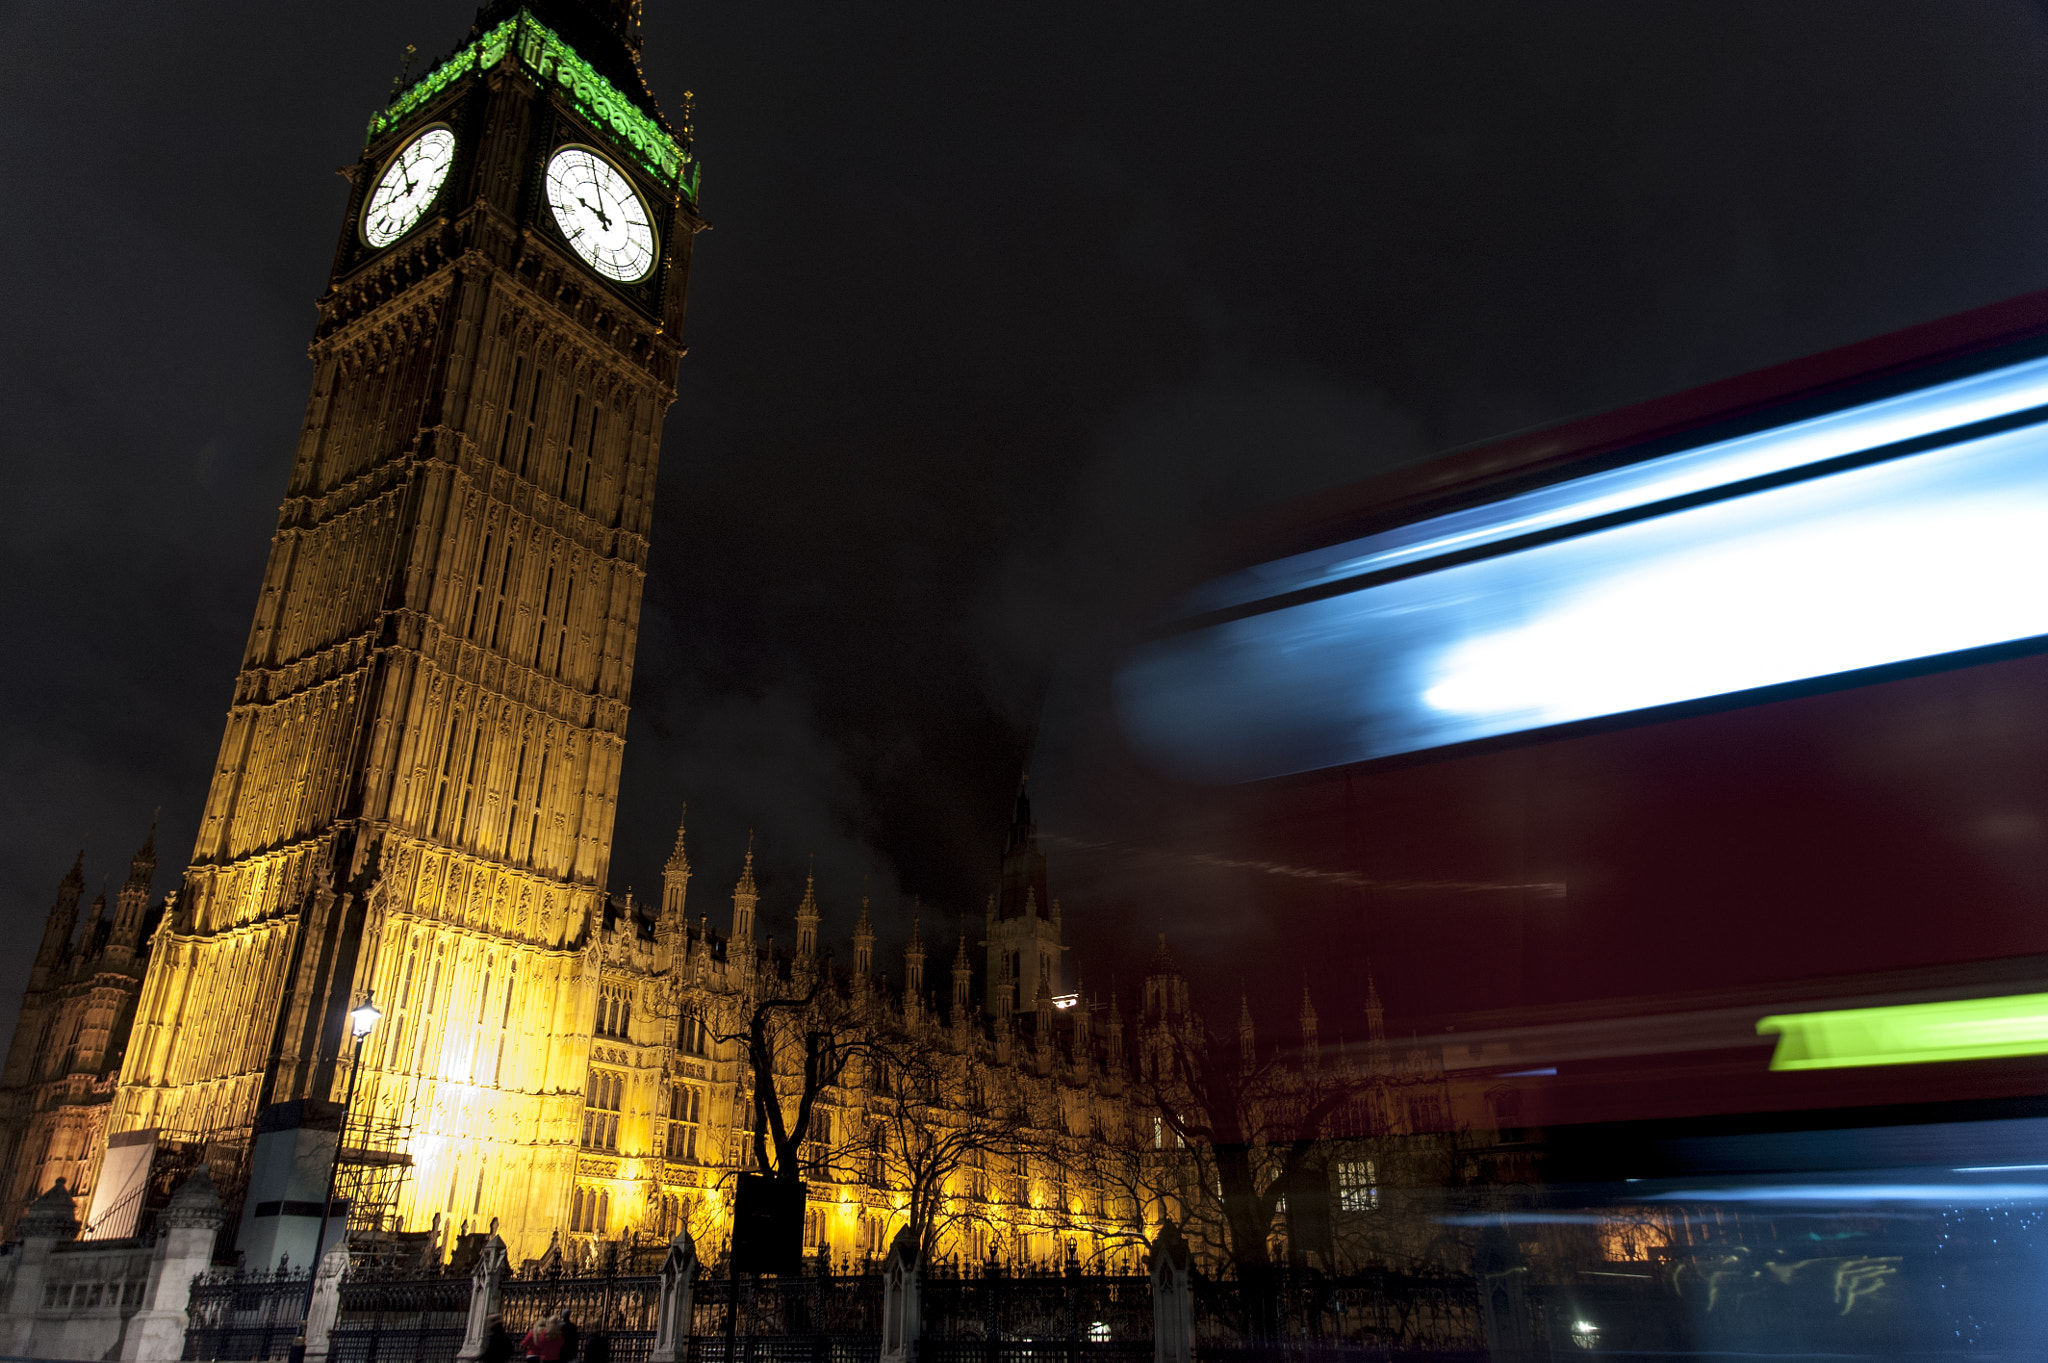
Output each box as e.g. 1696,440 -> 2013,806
9,0 -> 2048,1047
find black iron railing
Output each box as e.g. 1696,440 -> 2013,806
182,1267 -> 311,1362
330,1272 -> 470,1363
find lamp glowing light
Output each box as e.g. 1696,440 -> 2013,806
349,993 -> 382,1038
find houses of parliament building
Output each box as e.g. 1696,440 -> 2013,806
0,0 -> 1489,1273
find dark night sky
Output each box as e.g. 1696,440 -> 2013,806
6,1 -> 2048,1054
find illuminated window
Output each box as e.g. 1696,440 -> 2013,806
1336,1158 -> 1379,1212
584,1069 -> 622,1150
668,1083 -> 701,1161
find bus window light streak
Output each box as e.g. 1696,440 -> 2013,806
1643,1183 -> 2048,1204
1118,412 -> 2048,783
1757,993 -> 2048,1071
1178,351 -> 2048,618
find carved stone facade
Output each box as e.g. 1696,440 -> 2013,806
0,0 -> 1513,1273
94,0 -> 701,1261
550,798 -> 1160,1270
0,836 -> 163,1232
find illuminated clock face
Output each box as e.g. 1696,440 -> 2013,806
545,146 -> 658,283
361,127 -> 456,248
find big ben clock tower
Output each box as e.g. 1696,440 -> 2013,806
108,0 -> 701,1256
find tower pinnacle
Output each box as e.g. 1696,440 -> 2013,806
853,898 -> 875,978
730,835 -> 758,942
905,916 -> 925,1000
796,868 -> 820,959
660,806 -> 692,936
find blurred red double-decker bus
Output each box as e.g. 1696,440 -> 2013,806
1096,290 -> 2048,1356
1115,287 -> 2048,1131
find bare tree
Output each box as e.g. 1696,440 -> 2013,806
715,959 -> 875,1190
1136,1022 -> 1356,1333
858,1017 -> 1049,1261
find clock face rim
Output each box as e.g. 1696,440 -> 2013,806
543,143 -> 660,284
360,125 -> 457,249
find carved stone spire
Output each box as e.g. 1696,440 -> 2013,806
33,852 -> 85,978
795,864 -> 820,959
904,916 -> 925,1000
664,806 -> 691,875
730,833 -> 758,942
1144,933 -> 1187,1021
996,775 -> 1048,922
853,897 -> 875,978
659,807 -> 691,952
1239,992 -> 1257,1066
1299,982 -> 1320,1068
128,824 -> 156,885
111,825 -> 158,956
951,929 -> 973,1019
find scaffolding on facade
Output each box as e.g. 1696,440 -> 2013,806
334,1105 -> 422,1271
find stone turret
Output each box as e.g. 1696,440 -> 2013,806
1143,934 -> 1188,1023
951,931 -> 973,1021
796,868 -> 820,960
109,826 -> 155,956
1298,984 -> 1319,1068
81,891 -> 108,959
1238,992 -> 1256,1068
31,852 -> 84,986
904,917 -> 925,1002
853,898 -> 874,979
730,835 -> 758,944
984,779 -> 1065,1020
660,808 -> 692,943
17,1179 -> 79,1240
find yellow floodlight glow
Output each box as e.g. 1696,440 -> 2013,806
1758,993 -> 2048,1070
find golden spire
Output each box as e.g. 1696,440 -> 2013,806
664,804 -> 689,875
735,830 -> 757,896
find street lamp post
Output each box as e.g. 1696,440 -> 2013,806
289,992 -> 381,1363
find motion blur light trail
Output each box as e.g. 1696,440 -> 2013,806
1176,351 -> 2048,619
1120,354 -> 2048,781
1759,992 -> 2048,1070
1045,835 -> 1565,896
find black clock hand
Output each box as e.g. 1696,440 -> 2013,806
577,195 -> 613,230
